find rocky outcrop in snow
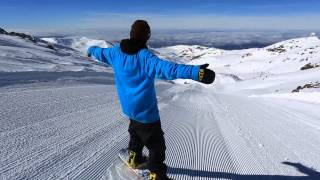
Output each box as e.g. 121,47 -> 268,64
266,45 -> 287,53
300,63 -> 320,70
0,27 -> 7,34
292,81 -> 320,92
0,27 -> 36,42
7,31 -> 36,42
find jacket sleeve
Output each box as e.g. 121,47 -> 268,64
142,50 -> 200,81
87,46 -> 113,66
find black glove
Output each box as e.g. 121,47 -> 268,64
198,64 -> 215,84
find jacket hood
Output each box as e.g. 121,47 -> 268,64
120,39 -> 148,55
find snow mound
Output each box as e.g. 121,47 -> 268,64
41,36 -> 114,55
41,37 -> 58,44
156,45 -> 224,62
68,37 -> 113,55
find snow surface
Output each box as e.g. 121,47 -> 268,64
41,38 -> 58,44
250,92 -> 320,104
1,34 -> 320,180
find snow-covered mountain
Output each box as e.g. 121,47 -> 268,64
8,32 -> 319,100
0,35 -> 111,72
1,29 -> 320,180
41,36 -> 114,55
151,36 -> 320,104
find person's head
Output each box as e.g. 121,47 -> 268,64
130,20 -> 151,44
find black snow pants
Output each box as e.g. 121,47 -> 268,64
128,119 -> 167,176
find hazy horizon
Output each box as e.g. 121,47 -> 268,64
34,28 -> 319,50
2,25 -> 319,50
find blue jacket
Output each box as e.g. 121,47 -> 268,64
87,44 -> 200,123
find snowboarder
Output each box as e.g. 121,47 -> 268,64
87,20 -> 215,180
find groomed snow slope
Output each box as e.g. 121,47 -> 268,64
1,34 -> 320,180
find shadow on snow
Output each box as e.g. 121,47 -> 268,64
168,162 -> 320,180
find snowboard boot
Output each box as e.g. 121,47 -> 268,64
128,150 -> 148,169
149,172 -> 173,180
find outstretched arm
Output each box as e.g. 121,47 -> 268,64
142,51 -> 215,84
87,46 -> 112,66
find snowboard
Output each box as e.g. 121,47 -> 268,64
118,148 -> 151,180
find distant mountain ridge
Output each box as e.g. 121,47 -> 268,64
0,27 -> 36,42
1,27 -> 319,75
0,28 -> 108,72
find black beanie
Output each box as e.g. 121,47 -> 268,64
130,20 -> 151,43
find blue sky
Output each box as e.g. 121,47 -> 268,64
1,0 -> 320,33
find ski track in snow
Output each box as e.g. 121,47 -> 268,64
0,81 -> 128,180
2,76 -> 319,180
